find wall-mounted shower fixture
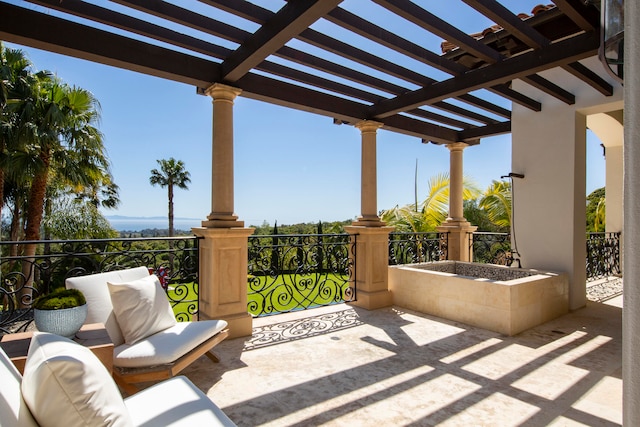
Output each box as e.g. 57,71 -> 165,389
501,172 -> 524,268
500,172 -> 525,179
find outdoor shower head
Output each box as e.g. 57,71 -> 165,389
500,172 -> 525,179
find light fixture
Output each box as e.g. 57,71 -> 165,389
600,0 -> 624,83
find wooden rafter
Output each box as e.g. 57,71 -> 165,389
0,0 -> 608,144
220,0 -> 342,81
370,31 -> 599,118
462,0 -> 612,97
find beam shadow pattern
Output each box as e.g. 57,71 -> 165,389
185,294 -> 621,426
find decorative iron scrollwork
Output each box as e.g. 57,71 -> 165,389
247,234 -> 355,316
586,232 -> 621,281
388,232 -> 446,265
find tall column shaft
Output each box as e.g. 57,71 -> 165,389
204,83 -> 243,228
448,143 -> 467,221
624,1 -> 640,424
437,142 -> 476,261
353,120 -> 384,227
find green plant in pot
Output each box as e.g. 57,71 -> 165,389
33,288 -> 88,338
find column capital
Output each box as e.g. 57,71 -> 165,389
355,120 -> 383,134
446,142 -> 469,152
205,83 -> 242,101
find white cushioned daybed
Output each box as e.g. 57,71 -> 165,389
65,267 -> 229,394
0,331 -> 236,427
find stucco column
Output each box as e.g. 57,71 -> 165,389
344,226 -> 393,310
191,227 -> 254,338
203,83 -> 243,228
624,1 -> 640,424
353,120 -> 384,227
192,83 -> 253,338
448,142 -> 466,221
437,142 -> 477,261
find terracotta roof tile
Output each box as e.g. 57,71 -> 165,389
440,4 -> 555,54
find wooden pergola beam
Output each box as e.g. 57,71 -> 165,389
370,31 -> 599,118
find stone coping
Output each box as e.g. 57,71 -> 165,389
402,260 -> 554,282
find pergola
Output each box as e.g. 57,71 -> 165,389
0,0 -> 609,144
3,0 -> 640,424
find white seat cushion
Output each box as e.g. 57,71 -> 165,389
66,267 -> 150,346
0,346 -> 38,427
124,376 -> 236,426
114,319 -> 228,368
107,274 -> 177,345
21,332 -> 133,427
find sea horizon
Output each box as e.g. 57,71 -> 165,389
106,215 -> 201,232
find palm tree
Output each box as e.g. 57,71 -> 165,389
381,173 -> 481,232
8,75 -> 109,304
44,197 -> 118,240
594,198 -> 606,232
586,187 -> 606,232
0,43 -> 34,221
150,158 -> 191,237
16,79 -> 108,242
479,180 -> 512,230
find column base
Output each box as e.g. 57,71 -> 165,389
352,216 -> 385,227
437,220 -> 477,262
348,289 -> 393,310
345,226 -> 393,311
203,212 -> 244,228
201,219 -> 245,228
200,311 -> 253,339
191,226 -> 254,339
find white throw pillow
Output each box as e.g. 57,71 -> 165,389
107,274 -> 177,345
21,332 -> 133,427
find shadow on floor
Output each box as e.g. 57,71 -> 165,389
183,298 -> 621,427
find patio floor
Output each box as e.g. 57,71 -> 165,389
181,279 -> 622,426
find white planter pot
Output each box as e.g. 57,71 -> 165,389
34,304 -> 88,338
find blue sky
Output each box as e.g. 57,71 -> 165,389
4,0 -> 606,227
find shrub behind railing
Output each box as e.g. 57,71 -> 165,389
472,232 -> 512,265
388,232 -> 446,265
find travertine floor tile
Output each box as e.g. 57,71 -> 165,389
182,290 -> 621,427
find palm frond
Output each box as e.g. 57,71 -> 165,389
479,180 -> 512,228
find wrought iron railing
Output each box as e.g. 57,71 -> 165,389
0,237 -> 200,333
247,233 -> 356,316
388,232 -> 447,265
472,232 -> 512,265
586,232 -> 621,281
1,230 -> 620,333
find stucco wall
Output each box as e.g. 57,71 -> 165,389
606,144 -> 623,233
511,56 -> 623,310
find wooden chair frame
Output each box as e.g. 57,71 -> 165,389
113,328 -> 229,395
